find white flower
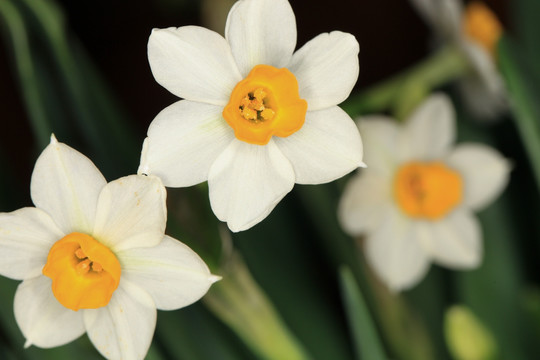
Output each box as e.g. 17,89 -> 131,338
338,94 -> 510,291
0,135 -> 219,360
409,0 -> 507,119
139,0 -> 363,232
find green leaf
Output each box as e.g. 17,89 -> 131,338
452,99 -> 540,360
233,195 -> 355,360
338,267 -> 387,360
0,0 -> 52,148
498,35 -> 540,196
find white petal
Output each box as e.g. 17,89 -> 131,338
0,208 -> 64,280
428,210 -> 482,269
338,172 -> 393,235
403,93 -> 455,160
458,41 -> 508,120
446,144 -> 510,211
364,208 -> 431,292
14,276 -> 85,348
357,116 -> 401,176
93,175 -> 166,252
409,0 -> 463,39
118,235 -> 218,311
30,135 -> 106,235
225,0 -> 296,77
288,31 -> 359,111
84,280 -> 156,360
139,100 -> 235,187
148,26 -> 242,105
275,107 -> 363,184
208,139 -> 295,232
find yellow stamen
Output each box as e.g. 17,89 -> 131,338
223,65 -> 307,145
42,232 -> 121,311
463,1 -> 502,58
74,248 -> 87,259
75,259 -> 91,276
394,161 -> 463,219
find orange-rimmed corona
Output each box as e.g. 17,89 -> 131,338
42,232 -> 121,311
394,161 -> 463,219
223,65 -> 308,145
463,1 -> 502,58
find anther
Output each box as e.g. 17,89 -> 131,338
75,248 -> 87,259
76,259 -> 91,276
92,262 -> 103,273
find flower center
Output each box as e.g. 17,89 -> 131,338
463,1 -> 502,58
223,64 -> 307,145
393,162 -> 463,219
42,232 -> 121,311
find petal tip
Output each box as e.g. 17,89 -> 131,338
23,339 -> 32,349
209,274 -> 222,284
50,133 -> 58,145
137,137 -> 150,176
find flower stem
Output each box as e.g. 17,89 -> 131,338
204,252 -> 311,360
342,44 -> 471,119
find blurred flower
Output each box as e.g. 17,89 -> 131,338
140,0 -> 363,232
409,0 -> 507,119
0,135 -> 219,360
338,94 -> 510,291
444,305 -> 497,360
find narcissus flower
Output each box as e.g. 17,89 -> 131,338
140,0 -> 363,232
409,0 -> 507,119
338,94 -> 510,291
0,136 -> 219,360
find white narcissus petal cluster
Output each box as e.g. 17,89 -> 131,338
408,0 -> 507,120
338,94 -> 511,292
141,0 -> 363,232
0,135 -> 218,360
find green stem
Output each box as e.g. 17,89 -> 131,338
342,44 -> 471,118
0,0 -> 51,148
204,252 -> 311,360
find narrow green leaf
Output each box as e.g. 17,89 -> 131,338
498,35 -> 540,196
338,267 -> 387,360
0,0 -> 51,148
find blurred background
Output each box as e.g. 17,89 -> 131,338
3,0 -> 540,360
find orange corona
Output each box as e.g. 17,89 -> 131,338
42,232 -> 121,311
463,1 -> 503,58
394,162 -> 463,219
223,65 -> 307,145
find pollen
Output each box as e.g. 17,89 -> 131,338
223,64 -> 307,145
42,232 -> 121,311
239,88 -> 276,123
463,1 -> 502,58
394,161 -> 463,219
